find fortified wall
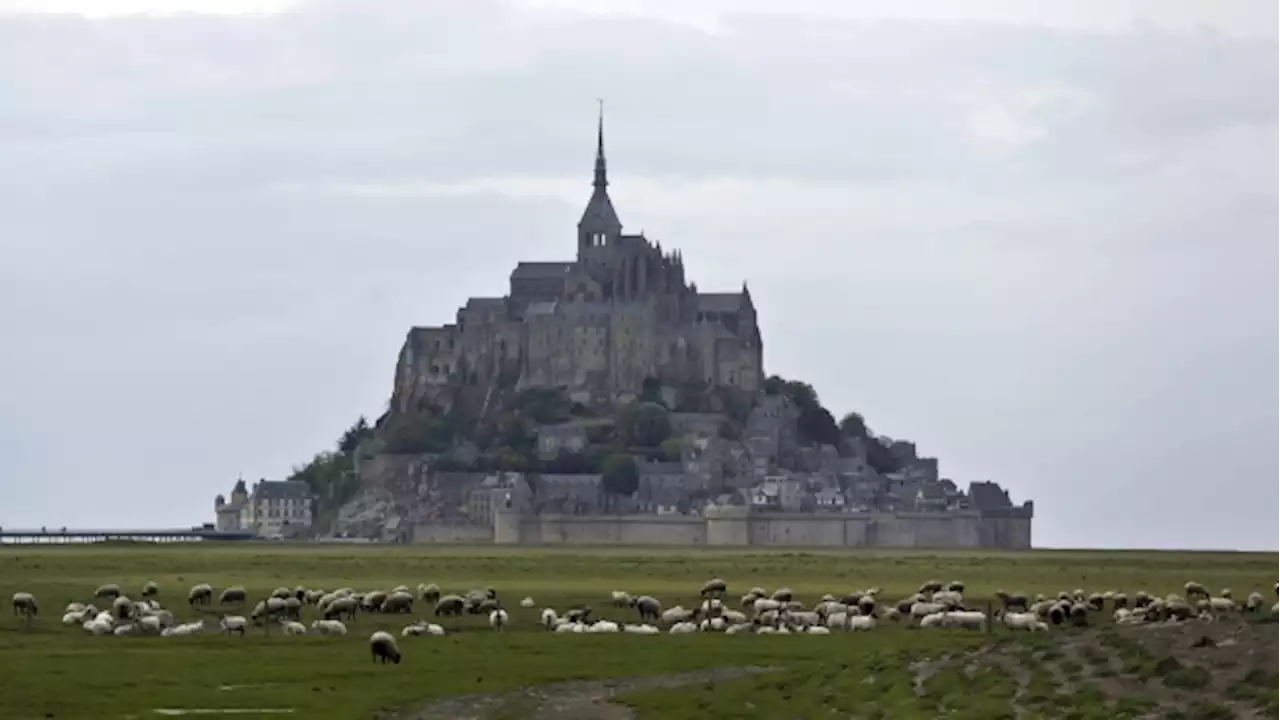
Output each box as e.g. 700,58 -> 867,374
490,504 -> 1033,549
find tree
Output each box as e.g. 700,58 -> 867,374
337,416 -> 372,455
601,454 -> 639,497
619,402 -> 672,447
659,437 -> 685,462
839,412 -> 868,439
640,376 -> 663,405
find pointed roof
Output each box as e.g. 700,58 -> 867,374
579,103 -> 622,232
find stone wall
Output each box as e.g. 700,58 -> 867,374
493,505 -> 1033,548
412,523 -> 494,543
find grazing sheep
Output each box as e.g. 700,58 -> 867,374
918,580 -> 944,595
140,581 -> 159,598
1111,593 -> 1128,610
280,620 -> 307,635
993,590 -> 1028,612
701,579 -> 727,598
111,596 -> 135,621
631,595 -> 662,623
1069,604 -> 1090,627
1244,592 -> 1265,612
311,619 -> 347,636
12,592 -> 38,618
369,631 -> 402,664
402,622 -> 445,637
848,615 -> 876,632
669,621 -> 698,634
434,595 -> 465,617
1207,597 -> 1235,614
324,597 -> 358,621
661,606 -> 692,625
946,581 -> 966,593
94,584 -> 121,599
624,623 -> 660,635
519,597 -> 536,609
362,591 -> 389,612
269,587 -> 291,600
380,592 -> 414,614
1183,582 -> 1208,600
587,620 -> 620,633
490,608 -> 510,632
611,591 -> 632,607
219,587 -> 247,604
1003,611 -> 1041,631
188,584 -> 213,605
219,615 -> 248,636
564,607 -> 593,624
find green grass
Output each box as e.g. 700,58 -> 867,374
0,543 -> 1274,719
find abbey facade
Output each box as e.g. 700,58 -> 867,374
392,116 -> 764,413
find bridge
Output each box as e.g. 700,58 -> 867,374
0,527 -> 257,544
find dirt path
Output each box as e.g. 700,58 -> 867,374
385,666 -> 778,720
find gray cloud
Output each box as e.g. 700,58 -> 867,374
1,0 -> 1275,549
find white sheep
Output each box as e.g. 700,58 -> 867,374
369,630 -> 402,664
910,601 -> 944,620
806,625 -> 831,635
848,615 -> 876,631
631,595 -> 663,623
661,606 -> 692,625
188,583 -> 213,605
489,608 -> 510,632
941,610 -> 987,631
1207,597 -> 1235,614
610,590 -> 632,607
219,615 -> 248,635
540,608 -> 558,629
1001,611 -> 1041,631
11,592 -> 38,619
311,619 -> 348,636
587,620 -> 620,633
402,622 -> 445,637
624,623 -> 660,635
669,621 -> 698,634
84,618 -> 113,635
280,620 -> 307,635
554,621 -> 583,633
519,597 -> 535,609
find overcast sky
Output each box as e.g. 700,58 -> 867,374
1,0 -> 1275,550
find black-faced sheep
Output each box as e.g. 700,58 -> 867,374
490,608 -> 509,632
1183,582 -> 1208,601
270,587 -> 292,600
362,591 -> 389,612
946,581 -> 966,593
370,631 -> 402,664
434,595 -> 465,617
993,590 -> 1028,612
918,580 -> 944,595
219,587 -> 247,604
141,581 -> 159,598
770,588 -> 793,603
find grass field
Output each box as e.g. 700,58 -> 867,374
1,543 -> 1276,720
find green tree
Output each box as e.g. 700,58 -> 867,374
659,437 -> 685,462
640,376 -> 663,404
337,416 -> 372,455
601,454 -> 639,497
619,402 -> 672,447
839,412 -> 868,438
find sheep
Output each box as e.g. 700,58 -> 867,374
311,619 -> 348,636
1244,592 -> 1265,612
402,622 -> 445,637
753,597 -> 782,615
270,586 -> 292,600
564,607 -> 593,624
12,592 -> 38,618
1183,582 -> 1208,600
611,591 -> 632,608
910,601 -> 944,620
489,608 -> 510,632
219,587 -> 247,604
1069,603 -> 1090,627
282,597 -> 303,620
993,590 -> 1028,612
701,579 -> 727,598
668,621 -> 698,634
1111,593 -> 1128,610
946,581 -> 966,593
661,606 -> 692,625
940,610 -> 987,631
587,620 -> 620,633
1219,587 -> 1232,599
324,597 -> 358,621
280,620 -> 307,635
918,580 -> 944,595
695,598 -> 724,620
624,623 -> 660,635
540,608 -> 558,629
94,584 -> 121,599
219,615 -> 248,636
1002,611 -> 1041,631
519,597 -> 536,609
1085,593 -> 1105,611
369,630 -> 402,664
379,592 -> 414,614
362,591 -> 389,613
418,583 -> 441,603
848,615 -> 876,632
631,595 -> 662,623
111,596 -> 135,621
1207,597 -> 1236,614
435,591 -> 465,614
304,589 -> 326,605
188,584 -> 213,605
113,623 -> 138,636
770,587 -> 793,602
84,618 -> 113,635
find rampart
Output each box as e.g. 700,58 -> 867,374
489,504 -> 1033,549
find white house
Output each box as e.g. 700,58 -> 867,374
239,480 -> 314,537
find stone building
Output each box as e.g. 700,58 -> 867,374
391,111 -> 765,415
214,479 -> 314,538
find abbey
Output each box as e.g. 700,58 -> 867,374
392,115 -> 764,413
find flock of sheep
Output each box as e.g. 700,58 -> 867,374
10,578 -> 1277,666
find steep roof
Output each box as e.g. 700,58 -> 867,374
253,480 -> 311,501
578,108 -> 623,233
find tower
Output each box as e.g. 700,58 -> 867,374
577,103 -> 622,260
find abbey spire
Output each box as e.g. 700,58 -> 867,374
578,102 -> 622,256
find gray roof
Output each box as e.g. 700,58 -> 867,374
698,293 -> 744,313
526,301 -> 558,316
579,187 -> 622,232
253,481 -> 311,501
465,297 -> 506,311
511,262 -> 573,281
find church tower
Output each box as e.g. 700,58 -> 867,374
577,105 -> 622,260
